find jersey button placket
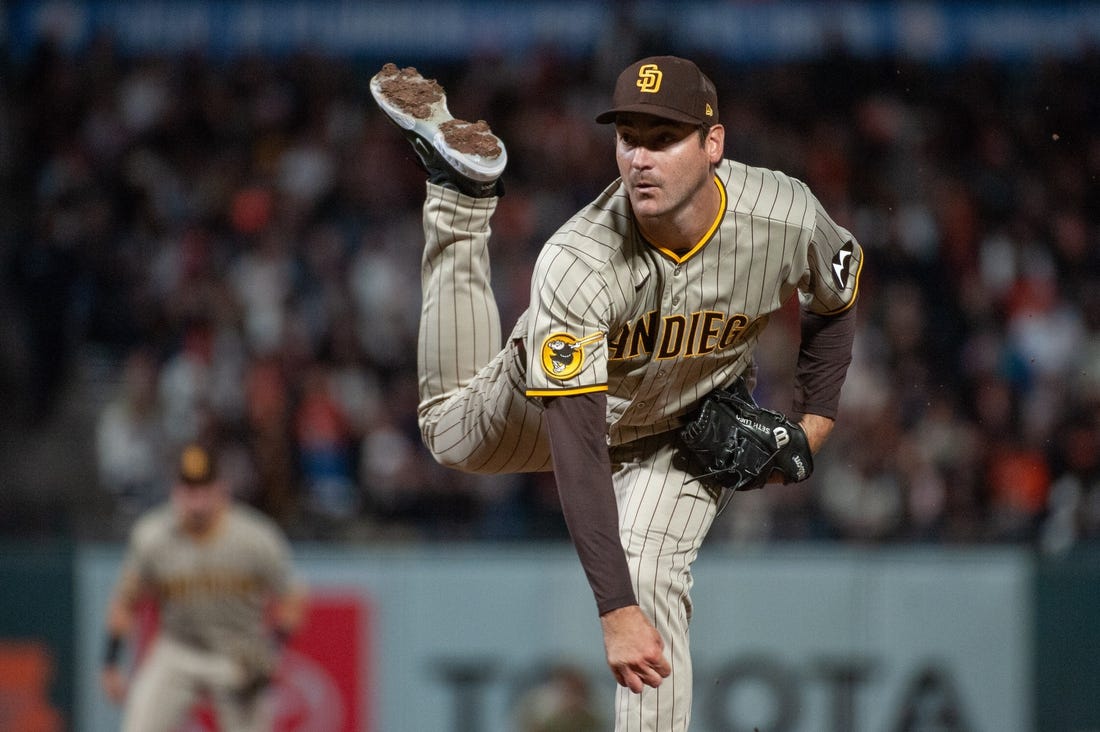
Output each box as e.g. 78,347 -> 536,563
670,263 -> 684,306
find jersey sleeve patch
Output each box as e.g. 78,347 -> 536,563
540,332 -> 604,381
831,241 -> 855,290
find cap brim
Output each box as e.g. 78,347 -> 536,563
595,103 -> 706,126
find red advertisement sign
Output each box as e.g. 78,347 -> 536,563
270,594 -> 367,732
0,642 -> 64,732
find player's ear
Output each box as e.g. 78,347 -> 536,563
704,124 -> 725,163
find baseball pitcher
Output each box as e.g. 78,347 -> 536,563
371,55 -> 862,731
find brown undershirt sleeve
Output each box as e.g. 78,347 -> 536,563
793,303 -> 857,419
543,392 -> 637,616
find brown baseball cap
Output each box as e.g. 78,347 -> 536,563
178,442 -> 217,485
596,56 -> 719,126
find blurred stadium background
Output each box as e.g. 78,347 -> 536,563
0,0 -> 1098,730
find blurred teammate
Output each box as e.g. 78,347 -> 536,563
100,441 -> 307,732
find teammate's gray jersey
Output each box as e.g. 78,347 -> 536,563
523,158 -> 862,445
123,504 -> 294,668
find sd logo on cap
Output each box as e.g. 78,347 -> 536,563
596,56 -> 719,127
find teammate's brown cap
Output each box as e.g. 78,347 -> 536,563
596,56 -> 719,126
178,442 -> 217,485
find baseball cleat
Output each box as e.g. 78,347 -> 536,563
371,63 -> 506,198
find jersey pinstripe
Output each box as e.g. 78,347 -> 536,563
525,158 -> 862,445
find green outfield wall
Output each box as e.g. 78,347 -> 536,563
0,541 -> 74,732
1034,549 -> 1100,731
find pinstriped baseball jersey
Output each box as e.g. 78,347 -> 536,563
125,504 -> 293,669
525,158 -> 862,446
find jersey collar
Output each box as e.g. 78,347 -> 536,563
648,175 -> 727,264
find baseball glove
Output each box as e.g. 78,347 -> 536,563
680,377 -> 813,494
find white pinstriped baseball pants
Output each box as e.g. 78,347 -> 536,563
417,183 -> 719,732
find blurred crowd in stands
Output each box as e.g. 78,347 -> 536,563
1,36 -> 1097,549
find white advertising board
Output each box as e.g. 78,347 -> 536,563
76,544 -> 1032,732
